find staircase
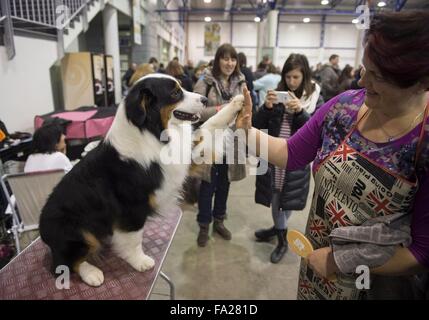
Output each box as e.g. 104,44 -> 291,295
0,0 -> 103,59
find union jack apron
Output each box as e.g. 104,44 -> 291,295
297,105 -> 429,300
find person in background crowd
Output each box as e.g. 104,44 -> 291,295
24,124 -> 72,173
320,54 -> 341,101
253,53 -> 322,263
312,62 -> 323,83
122,62 -> 137,94
253,55 -> 272,80
148,57 -> 159,72
166,60 -> 193,92
253,63 -> 281,108
193,43 -> 247,247
350,65 -> 364,90
237,52 -> 257,110
128,63 -> 155,86
158,63 -> 166,74
184,60 -> 195,80
338,64 -> 355,93
192,61 -> 208,86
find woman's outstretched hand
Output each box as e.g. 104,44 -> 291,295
236,86 -> 252,131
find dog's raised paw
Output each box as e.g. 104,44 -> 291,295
79,262 -> 105,287
229,94 -> 245,113
130,253 -> 155,272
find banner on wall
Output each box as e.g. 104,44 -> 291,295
204,23 -> 221,56
133,0 -> 142,45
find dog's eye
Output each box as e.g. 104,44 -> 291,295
172,89 -> 182,99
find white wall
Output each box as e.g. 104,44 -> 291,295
187,13 -> 362,71
0,36 -> 58,133
232,17 -> 258,69
278,16 -> 321,68
187,14 -> 231,65
187,14 -> 259,68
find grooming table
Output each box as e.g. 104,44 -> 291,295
0,208 -> 182,300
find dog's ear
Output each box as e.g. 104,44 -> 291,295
125,81 -> 155,129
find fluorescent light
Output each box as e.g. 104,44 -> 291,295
254,16 -> 261,22
352,18 -> 359,24
321,0 -> 329,5
303,17 -> 311,23
204,16 -> 212,22
204,0 -> 212,3
377,1 -> 386,7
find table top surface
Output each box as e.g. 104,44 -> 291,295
0,208 -> 182,300
0,138 -> 32,153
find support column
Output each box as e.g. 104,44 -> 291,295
354,29 -> 364,68
256,18 -> 266,65
267,9 -> 279,66
103,5 -> 122,104
318,15 -> 326,65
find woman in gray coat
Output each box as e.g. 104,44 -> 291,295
193,44 -> 247,247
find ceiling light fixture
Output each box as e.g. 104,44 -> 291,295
204,16 -> 212,22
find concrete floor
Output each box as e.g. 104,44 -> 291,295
150,174 -> 314,300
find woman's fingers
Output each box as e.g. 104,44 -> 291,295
243,86 -> 252,114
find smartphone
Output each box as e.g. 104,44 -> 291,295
275,91 -> 291,104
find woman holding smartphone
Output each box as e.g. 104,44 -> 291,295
253,53 -> 323,263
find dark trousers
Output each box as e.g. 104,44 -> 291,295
197,164 -> 230,224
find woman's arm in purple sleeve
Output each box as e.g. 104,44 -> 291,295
408,175 -> 429,269
286,95 -> 341,171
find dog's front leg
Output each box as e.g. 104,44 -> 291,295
200,94 -> 244,130
192,95 -> 245,164
112,229 -> 155,272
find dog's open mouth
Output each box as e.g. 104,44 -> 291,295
173,110 -> 200,122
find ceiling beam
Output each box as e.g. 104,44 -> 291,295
224,0 -> 234,19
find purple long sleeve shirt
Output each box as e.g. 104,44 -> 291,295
286,89 -> 429,268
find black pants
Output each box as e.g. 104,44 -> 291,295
197,164 -> 230,224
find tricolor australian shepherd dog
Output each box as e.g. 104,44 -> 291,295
39,74 -> 244,287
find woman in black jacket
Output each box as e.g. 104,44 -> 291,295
253,53 -> 322,263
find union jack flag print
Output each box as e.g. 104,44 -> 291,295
331,143 -> 356,163
309,217 -> 328,240
326,199 -> 352,228
366,189 -> 397,216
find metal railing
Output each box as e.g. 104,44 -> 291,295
6,0 -> 91,30
0,0 -> 97,60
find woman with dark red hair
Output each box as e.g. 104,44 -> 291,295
236,11 -> 429,299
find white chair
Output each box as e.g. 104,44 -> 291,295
0,169 -> 64,253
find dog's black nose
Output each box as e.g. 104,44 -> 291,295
200,96 -> 208,106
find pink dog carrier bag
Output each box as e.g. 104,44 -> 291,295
34,106 -> 117,139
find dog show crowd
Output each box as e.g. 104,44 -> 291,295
1,10 -> 429,300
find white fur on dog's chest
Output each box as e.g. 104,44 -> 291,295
154,123 -> 192,213
155,162 -> 189,213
